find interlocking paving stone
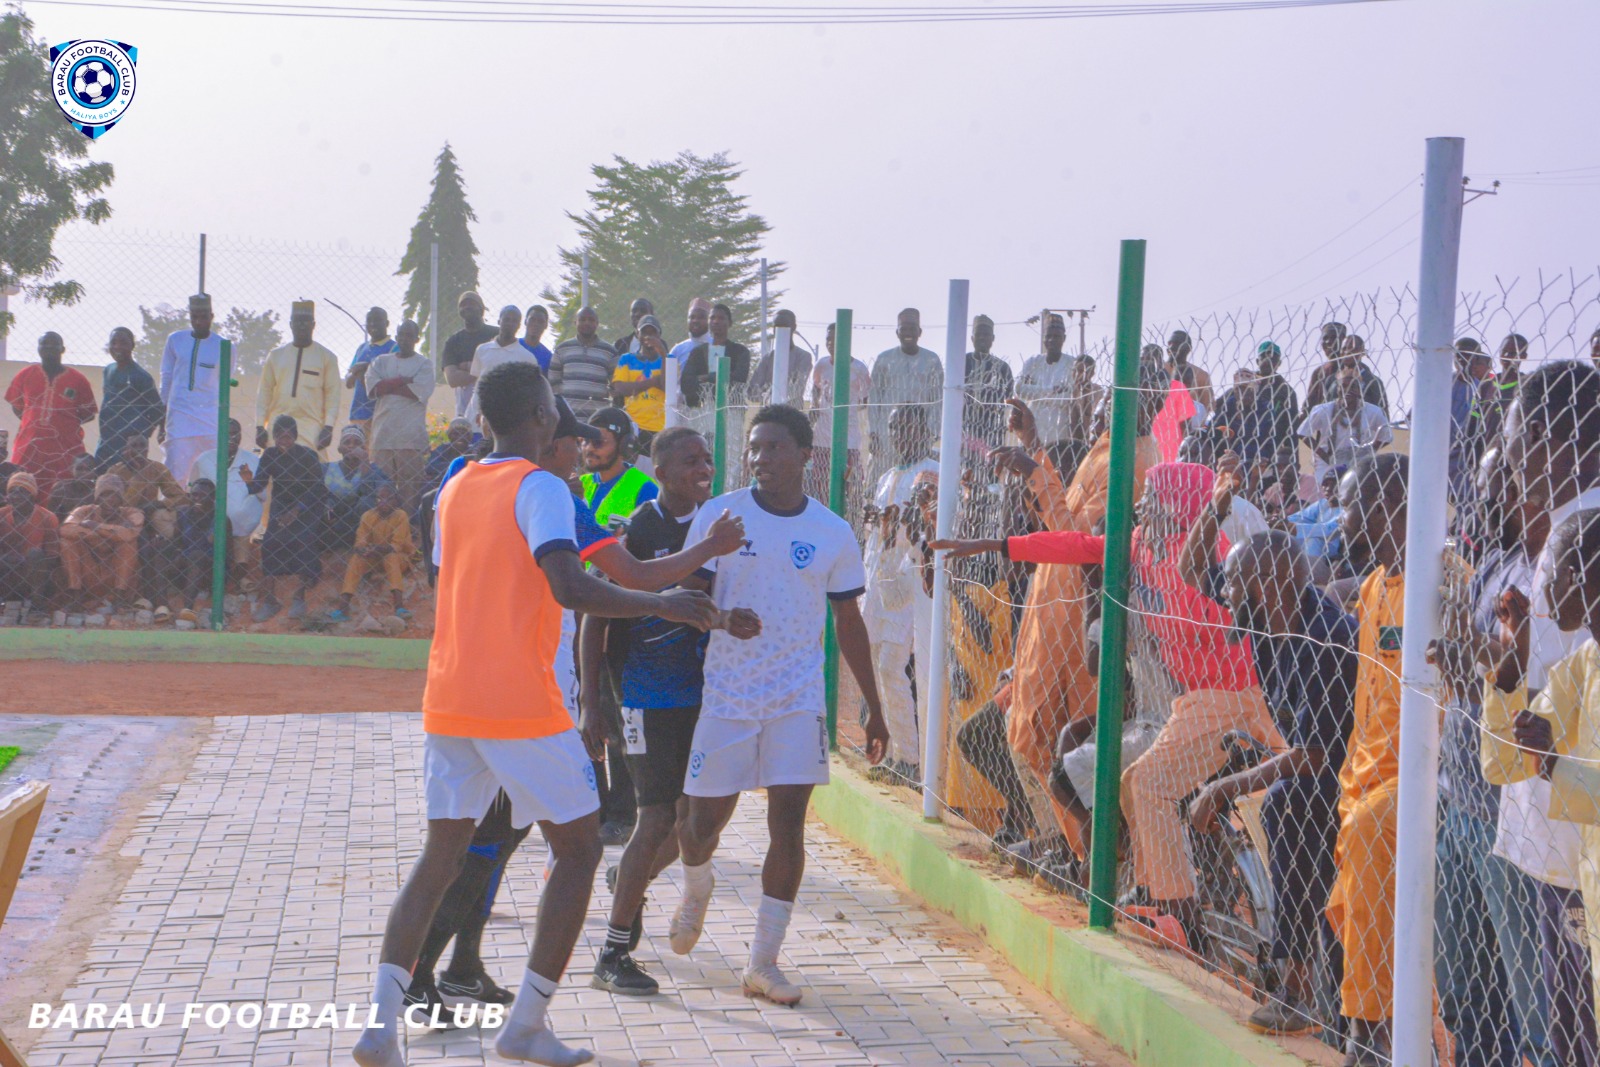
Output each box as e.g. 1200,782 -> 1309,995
27,713 -> 1095,1066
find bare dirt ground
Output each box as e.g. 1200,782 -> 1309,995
0,660 -> 425,716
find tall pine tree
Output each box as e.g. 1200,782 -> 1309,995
545,152 -> 781,342
396,143 -> 481,357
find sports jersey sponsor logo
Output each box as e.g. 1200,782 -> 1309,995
791,541 -> 816,569
689,751 -> 706,778
738,538 -> 756,556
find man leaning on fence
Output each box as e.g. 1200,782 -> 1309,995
159,294 -> 228,484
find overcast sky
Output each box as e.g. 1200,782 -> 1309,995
14,0 -> 1600,371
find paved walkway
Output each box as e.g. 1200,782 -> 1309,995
24,713 -> 1093,1067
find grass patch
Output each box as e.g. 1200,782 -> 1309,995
0,746 -> 19,774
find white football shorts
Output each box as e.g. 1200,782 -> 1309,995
424,730 -> 599,829
683,710 -> 831,797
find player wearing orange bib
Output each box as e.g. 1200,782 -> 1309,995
354,362 -> 720,1067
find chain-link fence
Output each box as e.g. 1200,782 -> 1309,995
807,251 -> 1600,1064
0,227 -> 563,636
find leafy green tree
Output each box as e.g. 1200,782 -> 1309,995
396,143 -> 481,357
133,304 -> 281,376
0,6 -> 115,337
545,152 -> 782,343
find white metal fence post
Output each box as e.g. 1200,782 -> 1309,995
581,248 -> 589,308
922,278 -> 970,820
1392,135 -> 1465,1067
758,257 -> 769,370
428,241 -> 440,358
772,326 -> 792,406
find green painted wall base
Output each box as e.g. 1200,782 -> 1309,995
812,762 -> 1304,1067
0,628 -> 429,670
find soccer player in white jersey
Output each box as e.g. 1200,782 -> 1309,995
669,403 -> 889,1005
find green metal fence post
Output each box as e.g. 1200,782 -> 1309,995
209,340 -> 234,631
822,308 -> 853,750
712,354 -> 731,496
1087,240 -> 1146,931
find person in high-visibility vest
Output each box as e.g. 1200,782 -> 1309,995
581,408 -> 658,532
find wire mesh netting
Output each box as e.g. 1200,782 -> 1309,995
819,272 -> 1600,1065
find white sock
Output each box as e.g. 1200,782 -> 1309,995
684,860 -> 714,897
371,962 -> 411,1031
507,967 -> 558,1032
352,963 -> 411,1067
749,895 -> 795,971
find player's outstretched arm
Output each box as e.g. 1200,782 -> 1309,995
831,596 -> 889,765
541,548 -> 719,628
589,509 -> 746,592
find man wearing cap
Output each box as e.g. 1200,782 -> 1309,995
7,331 -> 99,502
343,307 -> 398,441
257,300 -> 341,456
1253,340 -> 1302,465
611,314 -> 668,448
440,291 -> 498,417
96,325 -> 164,473
366,320 -> 436,514
0,471 -> 60,610
549,305 -> 618,422
1015,315 -> 1079,453
614,298 -> 655,355
963,314 -> 1015,452
59,473 -> 143,609
464,306 -> 531,428
159,294 -> 231,484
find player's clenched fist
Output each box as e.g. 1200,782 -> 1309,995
704,509 -> 747,555
654,587 -> 722,630
721,607 -> 762,640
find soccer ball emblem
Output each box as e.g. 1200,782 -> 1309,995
72,60 -> 116,106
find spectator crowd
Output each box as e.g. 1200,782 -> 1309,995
12,276 -> 1600,1065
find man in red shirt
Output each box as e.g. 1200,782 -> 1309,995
0,471 -> 61,609
1123,462 -> 1284,951
5,332 -> 98,500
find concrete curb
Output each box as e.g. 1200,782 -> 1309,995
0,628 -> 429,670
812,761 -> 1305,1067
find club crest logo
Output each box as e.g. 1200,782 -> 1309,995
790,541 -> 816,569
689,751 -> 705,778
49,39 -> 138,139
582,762 -> 598,791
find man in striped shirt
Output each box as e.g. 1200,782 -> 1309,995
549,306 -> 617,421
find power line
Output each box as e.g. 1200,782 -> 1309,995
27,0 -> 1390,26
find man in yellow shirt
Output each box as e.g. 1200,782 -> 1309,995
609,313 -> 667,449
1325,451 -> 1408,1066
257,300 -> 341,455
334,483 -> 415,621
1484,507 -> 1600,1058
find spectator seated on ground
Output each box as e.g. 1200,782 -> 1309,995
332,483 -> 415,622
148,478 -> 230,624
323,425 -> 392,550
49,454 -> 99,523
244,414 -> 326,623
104,430 -> 187,514
0,472 -> 60,612
0,430 -> 17,491
60,474 -> 144,612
